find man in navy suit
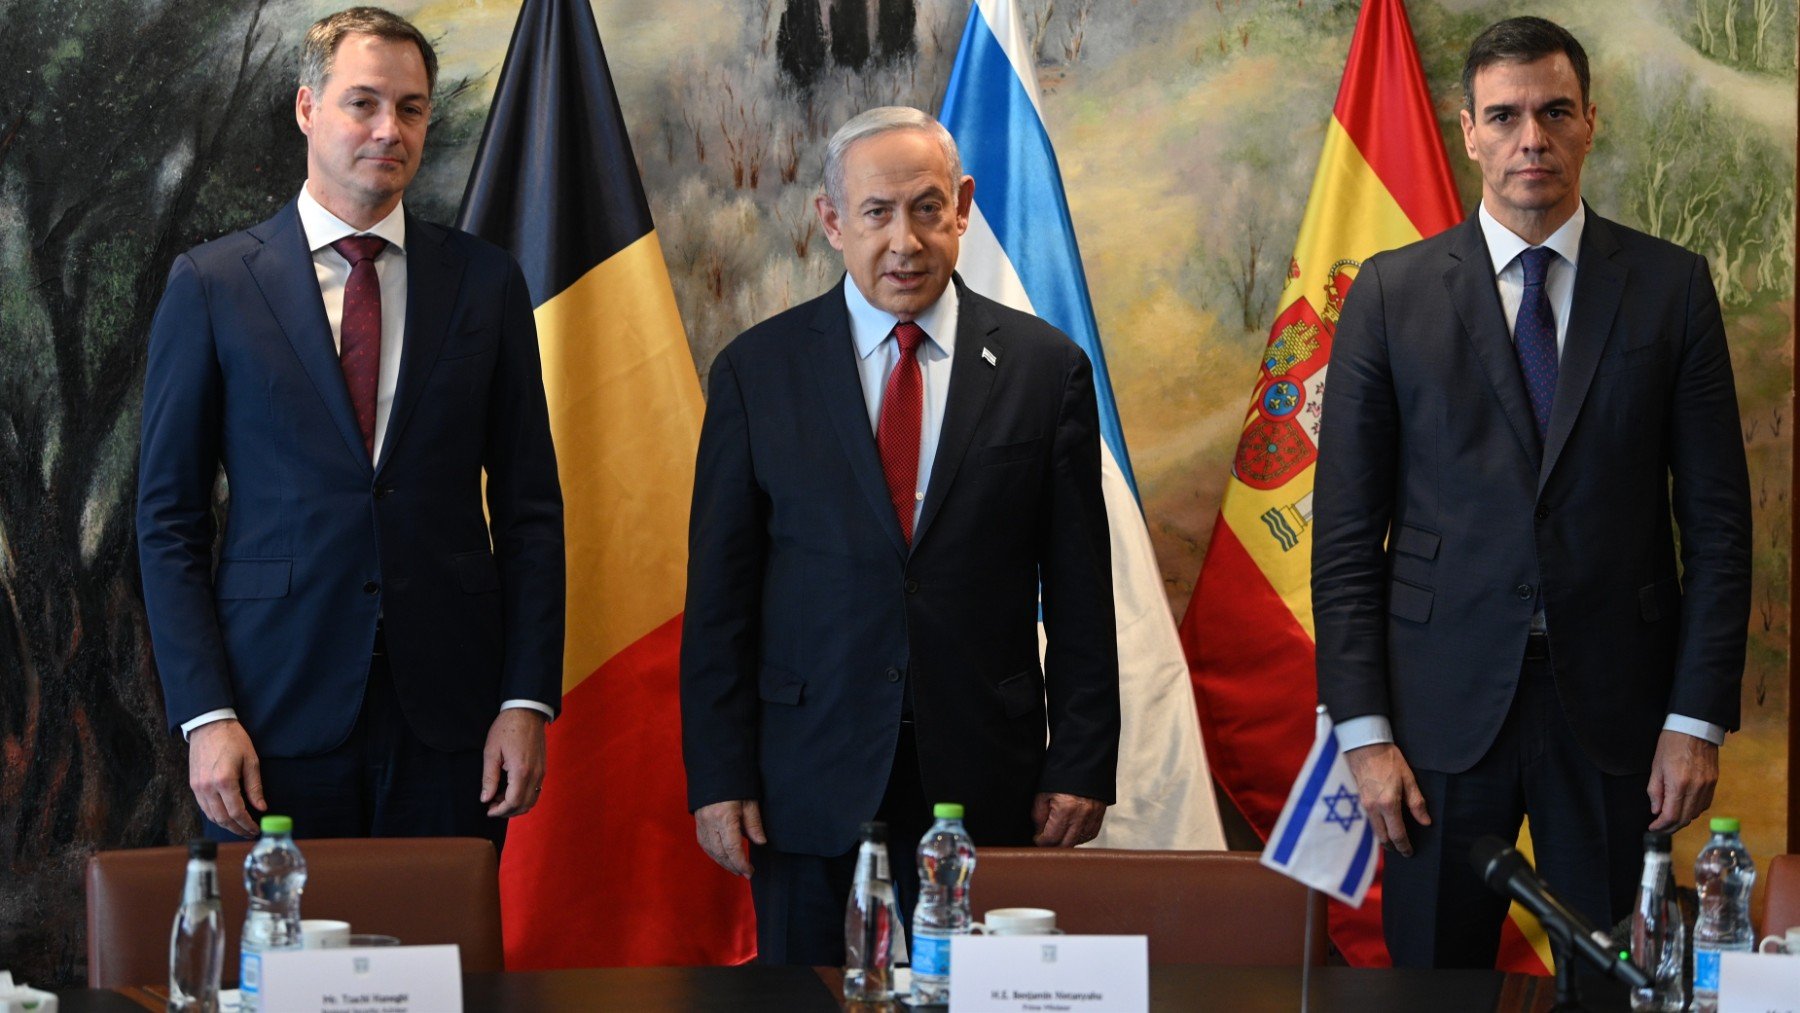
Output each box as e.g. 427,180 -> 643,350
681,107 -> 1120,964
137,7 -> 563,845
1313,17 -> 1749,967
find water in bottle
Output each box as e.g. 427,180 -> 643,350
912,802 -> 975,1007
239,815 -> 307,1013
168,839 -> 225,1013
1629,831 -> 1684,1012
843,821 -> 900,1002
1692,816 -> 1755,1013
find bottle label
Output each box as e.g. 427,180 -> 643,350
913,931 -> 951,978
1640,853 -> 1669,890
1693,948 -> 1720,992
240,950 -> 261,996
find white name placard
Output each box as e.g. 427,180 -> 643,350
255,944 -> 462,1013
948,935 -> 1148,1013
1720,951 -> 1800,1013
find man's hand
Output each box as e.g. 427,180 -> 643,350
1647,729 -> 1718,832
1031,793 -> 1106,848
481,708 -> 548,818
695,800 -> 766,877
1344,742 -> 1430,857
188,720 -> 266,838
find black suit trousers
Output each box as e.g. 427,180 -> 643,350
1381,640 -> 1651,969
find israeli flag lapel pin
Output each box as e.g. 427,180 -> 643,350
981,346 -> 998,367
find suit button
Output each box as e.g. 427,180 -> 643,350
375,486 -> 394,500
885,667 -> 902,683
904,578 -> 919,594
1534,505 -> 1549,520
363,580 -> 380,595
1515,584 -> 1533,600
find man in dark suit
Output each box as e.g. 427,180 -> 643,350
137,7 -> 563,845
1313,16 -> 1750,967
681,106 -> 1120,964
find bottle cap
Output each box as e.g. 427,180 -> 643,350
860,821 -> 887,843
933,803 -> 964,820
1709,817 -> 1740,833
188,839 -> 218,860
260,814 -> 294,835
1642,831 -> 1671,852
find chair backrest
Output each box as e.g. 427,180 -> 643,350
86,837 -> 503,987
972,848 -> 1327,966
1766,853 -> 1800,937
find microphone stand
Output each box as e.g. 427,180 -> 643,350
1544,919 -> 1586,1012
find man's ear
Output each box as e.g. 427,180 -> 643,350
816,193 -> 846,252
296,86 -> 316,137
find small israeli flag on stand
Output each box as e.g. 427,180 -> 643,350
1261,706 -> 1378,907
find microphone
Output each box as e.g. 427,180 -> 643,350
1469,836 -> 1651,989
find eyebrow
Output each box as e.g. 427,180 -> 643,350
857,185 -> 950,210
1482,96 -> 1578,116
341,84 -> 431,105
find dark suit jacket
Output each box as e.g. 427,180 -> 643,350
680,276 -> 1120,857
1313,208 -> 1750,776
137,199 -> 564,757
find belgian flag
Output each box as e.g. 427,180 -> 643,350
457,0 -> 754,967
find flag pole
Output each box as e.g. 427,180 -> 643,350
1301,876 -> 1318,1011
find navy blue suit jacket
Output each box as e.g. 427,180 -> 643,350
1313,209 -> 1750,776
680,277 -> 1120,857
137,199 -> 564,757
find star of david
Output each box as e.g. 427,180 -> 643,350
1319,785 -> 1363,833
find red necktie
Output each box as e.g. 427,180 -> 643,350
332,235 -> 387,458
877,322 -> 927,544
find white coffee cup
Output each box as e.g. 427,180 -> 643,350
1758,926 -> 1800,955
300,919 -> 352,949
974,907 -> 1061,936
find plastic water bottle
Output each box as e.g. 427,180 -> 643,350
1629,831 -> 1684,1012
911,802 -> 975,1007
843,821 -> 901,1002
168,839 -> 224,1012
239,815 -> 306,1013
1692,816 -> 1755,1013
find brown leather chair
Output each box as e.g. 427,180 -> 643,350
86,836 -> 503,987
1766,853 -> 1800,936
972,848 -> 1328,966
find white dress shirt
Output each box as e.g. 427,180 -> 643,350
183,185 -> 551,738
846,277 -> 959,530
1338,200 -> 1723,752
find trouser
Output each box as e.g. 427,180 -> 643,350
202,629 -> 507,851
1381,634 -> 1652,969
750,721 -> 934,966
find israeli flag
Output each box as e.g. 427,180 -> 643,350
941,0 -> 1223,849
1261,708 -> 1377,906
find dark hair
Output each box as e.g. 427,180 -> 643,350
300,7 -> 438,97
1461,16 -> 1589,111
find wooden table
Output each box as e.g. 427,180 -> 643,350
71,963 -> 1630,1011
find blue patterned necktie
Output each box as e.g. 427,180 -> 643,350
1513,246 -> 1559,441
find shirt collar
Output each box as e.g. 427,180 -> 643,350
845,275 -> 958,360
297,184 -> 408,256
1477,199 -> 1583,275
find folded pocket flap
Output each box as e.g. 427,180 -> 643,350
995,669 -> 1044,719
1392,525 -> 1441,560
758,667 -> 804,706
1387,579 -> 1434,623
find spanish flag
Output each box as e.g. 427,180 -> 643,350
456,0 -> 754,968
1180,0 -> 1550,971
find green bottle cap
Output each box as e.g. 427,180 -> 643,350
260,814 -> 294,835
1709,817 -> 1740,833
933,803 -> 965,820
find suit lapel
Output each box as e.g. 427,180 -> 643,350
378,213 -> 466,474
1539,210 -> 1625,492
913,279 -> 999,550
244,201 -> 370,471
807,279 -> 909,558
1444,216 -> 1542,472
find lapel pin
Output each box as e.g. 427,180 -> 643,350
981,347 -> 998,367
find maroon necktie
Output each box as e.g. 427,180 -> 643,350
331,235 -> 387,458
877,322 -> 927,544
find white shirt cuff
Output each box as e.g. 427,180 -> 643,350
1335,715 -> 1394,752
502,699 -> 554,721
180,708 -> 238,741
1663,713 -> 1725,746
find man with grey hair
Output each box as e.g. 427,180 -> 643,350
682,105 -> 1120,964
138,6 -> 563,846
